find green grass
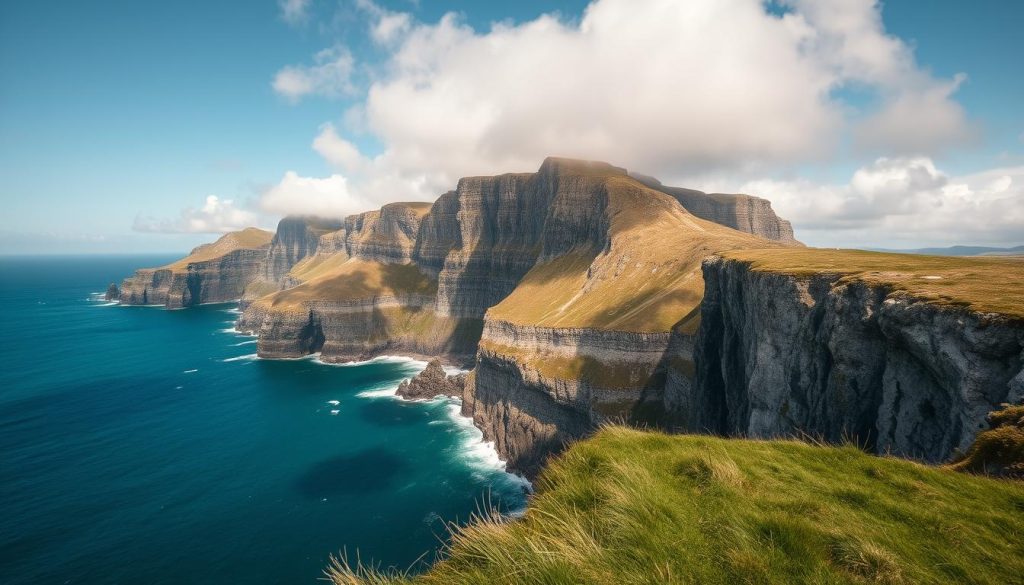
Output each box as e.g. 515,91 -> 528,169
328,427 -> 1024,585
721,248 -> 1024,320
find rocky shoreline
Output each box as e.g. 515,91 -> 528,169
112,157 -> 1024,478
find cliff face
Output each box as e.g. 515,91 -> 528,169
262,217 -> 343,283
634,175 -> 800,245
119,228 -> 273,308
691,255 -> 1024,462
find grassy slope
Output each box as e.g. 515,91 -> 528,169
722,248 -> 1024,320
161,227 -> 273,273
330,427 -> 1024,585
257,258 -> 437,312
487,175 -> 782,333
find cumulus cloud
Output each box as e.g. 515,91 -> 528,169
133,196 -> 260,234
355,0 -> 412,44
266,0 -> 973,216
259,171 -> 378,218
724,158 -> 1024,247
279,0 -> 311,26
258,0 -> 995,246
312,123 -> 370,173
272,46 -> 354,101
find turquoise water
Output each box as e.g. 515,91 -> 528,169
0,255 -> 528,584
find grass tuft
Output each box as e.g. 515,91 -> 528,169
327,427 -> 1024,584
949,403 -> 1024,479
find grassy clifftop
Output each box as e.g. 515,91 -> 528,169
329,427 -> 1024,585
257,258 -> 437,312
487,175 -> 783,333
721,248 -> 1024,320
162,227 -> 274,272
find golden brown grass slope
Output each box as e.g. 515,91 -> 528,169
721,248 -> 1024,320
487,174 -> 785,333
255,258 -> 437,313
162,227 -> 273,273
950,404 -> 1024,479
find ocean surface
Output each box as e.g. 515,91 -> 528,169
0,255 -> 528,584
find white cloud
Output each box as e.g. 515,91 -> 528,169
279,0 -> 311,26
272,46 -> 354,101
312,123 -> 370,173
259,171 -> 378,218
355,0 -> 412,44
722,159 -> 1024,247
276,0 -> 972,213
133,196 -> 260,234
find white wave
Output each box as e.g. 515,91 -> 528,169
232,339 -> 257,346
218,327 -> 241,334
222,353 -> 258,362
183,369 -> 198,374
340,357 -> 531,505
318,354 -> 427,368
356,384 -> 401,398
93,301 -> 118,307
442,402 -> 533,495
221,307 -> 242,314
327,400 -> 340,406
330,409 -> 340,415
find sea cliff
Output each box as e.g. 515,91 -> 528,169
114,157 -> 1024,479
690,250 -> 1024,462
119,228 -> 273,308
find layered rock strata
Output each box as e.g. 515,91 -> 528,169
691,254 -> 1024,462
119,228 -> 273,308
635,175 -> 800,245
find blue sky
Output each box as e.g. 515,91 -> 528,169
1,0 -> 1021,253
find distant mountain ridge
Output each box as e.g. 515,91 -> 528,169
868,244 -> 1024,256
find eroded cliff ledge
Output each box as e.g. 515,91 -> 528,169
691,249 -> 1024,462
119,228 -> 273,308
116,158 -> 1024,480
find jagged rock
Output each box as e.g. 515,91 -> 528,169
395,359 -> 466,400
104,282 -> 119,301
690,255 -> 1024,463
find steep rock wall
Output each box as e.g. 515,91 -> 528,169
691,256 -> 1024,462
120,247 -> 269,308
635,175 -> 799,245
262,216 -> 343,283
463,319 -> 682,476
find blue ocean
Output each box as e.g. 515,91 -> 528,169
0,255 -> 528,584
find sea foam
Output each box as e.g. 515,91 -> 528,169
222,353 -> 258,362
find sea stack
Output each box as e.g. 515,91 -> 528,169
395,359 -> 466,400
104,282 -> 119,301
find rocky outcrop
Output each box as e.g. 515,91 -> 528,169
104,283 -> 119,301
634,175 -> 800,245
262,217 -> 342,283
690,256 -> 1024,462
464,320 -> 676,476
120,247 -> 270,308
396,359 -> 466,400
119,228 -> 273,308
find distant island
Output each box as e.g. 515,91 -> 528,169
114,158 -> 1024,583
